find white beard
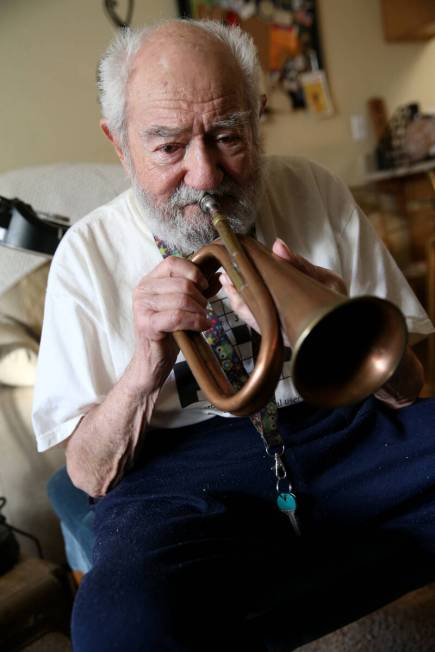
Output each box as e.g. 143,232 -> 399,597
131,165 -> 263,255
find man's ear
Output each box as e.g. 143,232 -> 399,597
100,119 -> 125,163
259,94 -> 267,118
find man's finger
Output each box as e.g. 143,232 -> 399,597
145,309 -> 212,339
135,277 -> 209,310
272,238 -> 313,272
147,256 -> 209,290
272,238 -> 294,261
272,238 -> 347,295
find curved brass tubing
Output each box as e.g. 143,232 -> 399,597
173,195 -> 408,416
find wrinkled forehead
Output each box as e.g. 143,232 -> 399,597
126,27 -> 248,123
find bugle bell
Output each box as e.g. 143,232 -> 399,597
172,195 -> 408,417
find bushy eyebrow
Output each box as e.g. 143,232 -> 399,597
141,111 -> 251,141
141,125 -> 189,139
210,111 -> 251,130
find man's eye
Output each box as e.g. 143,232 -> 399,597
216,135 -> 243,149
158,144 -> 184,155
218,135 -> 241,144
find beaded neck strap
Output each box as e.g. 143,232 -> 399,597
154,234 -> 300,534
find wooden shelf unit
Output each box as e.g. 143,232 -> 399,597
381,0 -> 435,42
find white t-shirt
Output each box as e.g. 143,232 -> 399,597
32,156 -> 434,452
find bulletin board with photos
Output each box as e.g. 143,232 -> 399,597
177,0 -> 333,116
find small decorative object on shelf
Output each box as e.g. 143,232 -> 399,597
404,115 -> 435,163
373,102 -> 421,171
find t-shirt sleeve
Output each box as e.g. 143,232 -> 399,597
32,244 -> 114,452
336,202 -> 434,340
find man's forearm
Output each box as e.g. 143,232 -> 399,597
65,356 -> 160,497
63,255 -> 210,497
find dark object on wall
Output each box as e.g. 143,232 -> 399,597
103,0 -> 134,29
177,0 -> 190,18
0,197 -> 69,256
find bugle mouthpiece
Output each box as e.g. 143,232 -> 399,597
199,194 -> 220,215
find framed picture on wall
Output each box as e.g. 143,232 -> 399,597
177,1 -> 325,112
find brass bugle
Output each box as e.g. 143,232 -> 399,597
172,194 -> 408,416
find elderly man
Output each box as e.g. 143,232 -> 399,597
34,19 -> 435,652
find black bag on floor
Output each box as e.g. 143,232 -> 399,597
0,497 -> 20,576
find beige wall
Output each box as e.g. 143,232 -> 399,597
1,0 -> 434,185
263,0 -> 435,185
0,0 -> 176,173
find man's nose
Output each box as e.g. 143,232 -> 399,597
183,140 -> 224,190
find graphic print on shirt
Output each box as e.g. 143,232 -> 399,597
173,295 -> 295,410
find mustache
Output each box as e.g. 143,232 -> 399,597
166,181 -> 241,212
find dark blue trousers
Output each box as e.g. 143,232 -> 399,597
72,397 -> 435,651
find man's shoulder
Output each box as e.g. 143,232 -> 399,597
51,187 -> 152,273
257,155 -> 356,245
262,155 -> 352,213
55,188 -> 143,256
67,188 -> 134,236
262,155 -> 341,187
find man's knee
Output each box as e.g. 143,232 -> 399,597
72,560 -> 171,650
72,555 -> 242,652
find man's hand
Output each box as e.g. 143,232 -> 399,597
130,256 -> 211,394
271,238 -> 347,295
219,237 -> 347,336
219,237 -> 423,408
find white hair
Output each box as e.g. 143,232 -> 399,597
97,19 -> 262,154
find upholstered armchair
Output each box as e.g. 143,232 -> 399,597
1,162 -> 435,651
